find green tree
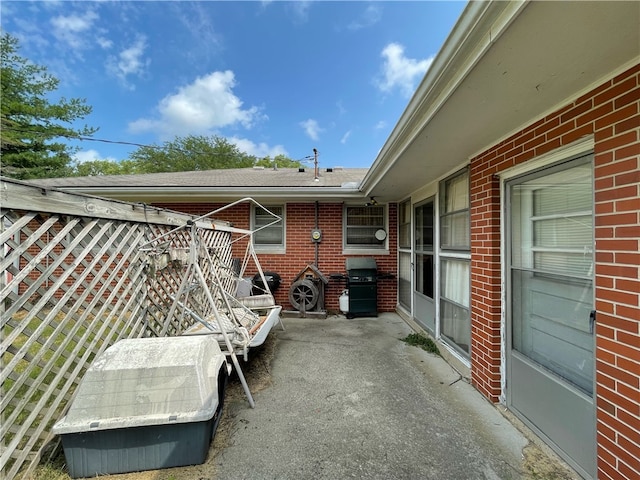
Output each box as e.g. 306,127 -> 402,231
78,140 -> 302,176
255,153 -> 302,169
1,33 -> 98,179
127,135 -> 258,173
72,159 -> 136,177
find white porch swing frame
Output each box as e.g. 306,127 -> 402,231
140,198 -> 283,408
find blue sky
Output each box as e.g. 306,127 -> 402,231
1,1 -> 465,169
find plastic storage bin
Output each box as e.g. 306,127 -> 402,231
53,335 -> 228,478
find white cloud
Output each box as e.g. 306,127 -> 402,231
375,43 -> 433,97
106,36 -> 149,89
73,149 -> 117,164
96,37 -> 113,49
336,100 -> 347,115
171,2 -> 221,61
299,119 -> 323,141
129,71 -> 262,138
287,1 -> 312,23
374,120 -> 387,130
12,17 -> 49,51
341,130 -> 352,144
229,136 -> 288,159
347,5 -> 382,31
50,10 -> 98,51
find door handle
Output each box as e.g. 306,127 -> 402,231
589,310 -> 596,334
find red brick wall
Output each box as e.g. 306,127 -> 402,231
591,65 -> 640,480
470,63 -> 639,477
156,201 -> 398,314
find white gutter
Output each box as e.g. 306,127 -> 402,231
61,186 -> 365,203
360,0 -> 528,197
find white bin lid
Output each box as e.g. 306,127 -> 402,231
53,336 -> 227,434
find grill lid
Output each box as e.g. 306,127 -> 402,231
345,257 -> 377,271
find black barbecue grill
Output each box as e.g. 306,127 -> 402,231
345,258 -> 377,318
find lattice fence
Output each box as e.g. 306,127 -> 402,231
0,178 -> 233,479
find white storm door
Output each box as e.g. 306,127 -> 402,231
506,155 -> 596,478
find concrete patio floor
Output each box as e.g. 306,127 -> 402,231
211,313 -> 580,480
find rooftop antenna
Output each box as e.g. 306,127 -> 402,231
313,148 -> 319,182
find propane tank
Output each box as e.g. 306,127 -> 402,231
339,290 -> 349,314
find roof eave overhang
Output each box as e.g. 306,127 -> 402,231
360,0 -> 640,203
359,0 -> 522,197
56,186 -> 366,204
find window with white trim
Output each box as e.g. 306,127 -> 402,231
439,168 -> 471,357
344,205 -> 386,249
398,199 -> 412,310
440,169 -> 470,250
252,205 -> 284,251
398,200 -> 411,249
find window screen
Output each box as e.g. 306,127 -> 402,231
344,206 -> 385,248
253,205 -> 284,247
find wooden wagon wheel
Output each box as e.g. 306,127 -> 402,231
288,279 -> 319,311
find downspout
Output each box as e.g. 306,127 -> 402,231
314,200 -> 319,267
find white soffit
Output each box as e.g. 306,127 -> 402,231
363,0 -> 640,202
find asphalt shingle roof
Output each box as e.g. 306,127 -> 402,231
33,167 -> 369,189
